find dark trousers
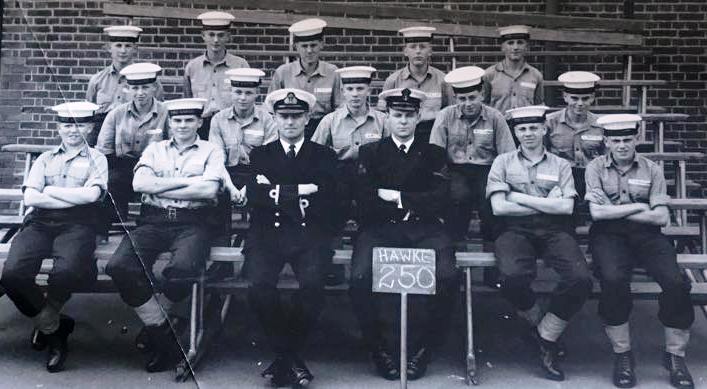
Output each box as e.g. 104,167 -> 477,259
1,217 -> 97,317
572,167 -> 590,226
447,164 -> 496,241
244,225 -> 331,354
414,120 -> 435,145
197,115 -> 213,141
590,220 -> 694,329
106,220 -> 211,307
350,221 -> 459,351
212,166 -> 253,246
495,216 -> 592,321
98,156 -> 138,236
86,113 -> 107,147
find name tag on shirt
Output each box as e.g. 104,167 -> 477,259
520,81 -> 537,89
364,133 -> 382,140
146,129 -> 162,135
536,173 -> 559,182
244,129 -> 263,136
628,179 -> 651,187
72,159 -> 90,168
473,129 -> 494,135
581,134 -> 603,141
314,88 -> 332,94
425,92 -> 441,98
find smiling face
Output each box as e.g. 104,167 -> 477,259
169,114 -> 201,143
296,40 -> 323,68
128,83 -> 157,106
501,38 -> 528,62
201,30 -> 231,52
58,122 -> 93,147
403,42 -> 432,67
456,90 -> 483,118
231,86 -> 258,112
275,111 -> 309,143
342,83 -> 370,110
605,134 -> 637,163
563,91 -> 595,116
386,107 -> 420,141
513,122 -> 546,150
109,41 -> 137,66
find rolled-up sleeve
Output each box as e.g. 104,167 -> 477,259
557,160 -> 578,199
84,152 -> 109,194
22,153 -> 48,192
202,148 -> 225,185
134,143 -> 158,176
583,160 -> 604,204
648,163 -> 670,208
486,156 -> 510,198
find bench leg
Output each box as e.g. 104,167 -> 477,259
465,268 -> 479,385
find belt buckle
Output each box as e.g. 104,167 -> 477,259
167,207 -> 177,221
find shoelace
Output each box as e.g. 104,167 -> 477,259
618,353 -> 633,372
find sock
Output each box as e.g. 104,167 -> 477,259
665,327 -> 690,357
517,303 -> 543,327
134,296 -> 167,327
537,312 -> 567,342
33,300 -> 62,335
605,323 -> 631,354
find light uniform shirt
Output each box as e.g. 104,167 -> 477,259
584,153 -> 670,209
208,105 -> 278,167
86,64 -> 165,116
134,139 -> 224,209
268,60 -> 341,120
311,105 -> 388,161
486,147 -> 577,200
23,144 -> 108,195
96,99 -> 168,158
183,53 -> 250,118
545,108 -> 605,168
378,65 -> 454,122
430,104 -> 515,165
482,61 -> 544,115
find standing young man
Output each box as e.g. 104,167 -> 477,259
86,25 -> 164,145
430,65 -> 515,242
586,114 -> 694,389
351,88 -> 457,381
1,101 -> 107,372
269,18 -> 342,140
184,11 -> 250,140
379,26 -> 454,143
486,105 -> 592,381
245,89 -> 337,387
106,98 -> 224,373
482,25 -> 544,116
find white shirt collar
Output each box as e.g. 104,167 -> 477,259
392,135 -> 414,153
280,137 -> 305,156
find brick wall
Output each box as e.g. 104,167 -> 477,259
1,0 -> 705,201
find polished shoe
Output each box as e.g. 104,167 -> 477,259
663,352 -> 694,389
289,356 -> 314,387
262,354 -> 291,387
45,315 -> 75,373
144,321 -> 183,373
136,315 -> 187,352
525,326 -> 567,359
613,351 -> 636,388
406,348 -> 431,381
536,332 -> 564,381
370,344 -> 399,380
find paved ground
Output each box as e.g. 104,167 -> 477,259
1,290 -> 706,389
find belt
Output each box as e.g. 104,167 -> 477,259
140,205 -> 211,224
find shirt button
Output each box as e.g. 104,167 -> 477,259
175,168 -> 179,171
512,93 -> 517,96
136,141 -> 140,144
530,181 -> 535,184
301,222 -> 306,227
354,142 -> 360,146
274,222 -> 280,227
275,212 -> 280,216
62,175 -> 66,178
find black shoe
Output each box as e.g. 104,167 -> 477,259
289,356 -> 314,387
262,354 -> 291,387
663,352 -> 694,389
536,332 -> 564,381
45,315 -> 75,373
144,321 -> 183,373
136,315 -> 187,352
406,348 -> 431,381
613,351 -> 636,388
370,344 -> 399,380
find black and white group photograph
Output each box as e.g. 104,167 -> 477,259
0,1 -> 705,388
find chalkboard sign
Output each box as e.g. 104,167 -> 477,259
372,247 -> 436,295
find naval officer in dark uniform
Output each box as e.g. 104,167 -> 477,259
244,88 -> 338,387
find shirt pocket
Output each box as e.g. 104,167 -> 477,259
182,161 -> 206,177
314,87 -> 332,111
473,128 -> 495,151
580,134 -> 605,160
518,81 -> 537,100
63,158 -> 92,187
331,132 -> 351,150
97,90 -> 115,106
535,172 -> 560,195
506,172 -> 528,193
628,178 -> 651,203
242,129 -> 265,147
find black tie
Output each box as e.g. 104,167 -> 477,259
287,144 -> 296,159
399,144 -> 407,154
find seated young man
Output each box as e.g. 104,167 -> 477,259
350,88 -> 457,381
586,114 -> 694,389
486,105 -> 592,382
1,101 -> 107,373
106,98 -> 224,373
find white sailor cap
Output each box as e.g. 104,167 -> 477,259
336,66 -> 376,84
225,68 -> 265,88
265,88 -> 317,114
289,18 -> 327,43
498,25 -> 531,41
103,25 -> 142,42
379,88 -> 427,112
558,71 -> 601,94
197,11 -> 235,30
120,62 -> 162,85
51,101 -> 100,123
164,98 -> 207,117
398,26 -> 436,43
444,66 -> 486,94
597,114 -> 642,136
506,105 -> 550,127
